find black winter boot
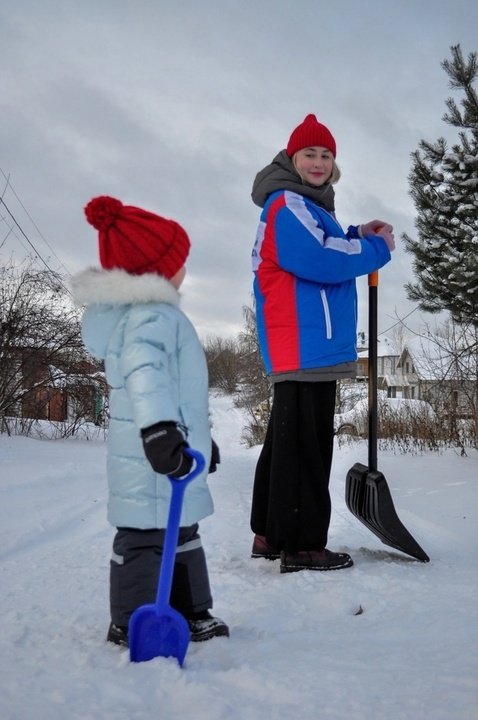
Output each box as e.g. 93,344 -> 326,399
186,611 -> 230,642
280,549 -> 353,573
106,622 -> 128,647
106,614 -> 230,648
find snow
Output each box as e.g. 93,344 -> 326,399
1,392 -> 477,720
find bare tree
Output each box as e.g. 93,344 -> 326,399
234,304 -> 272,446
0,257 -> 92,434
413,320 -> 477,449
203,335 -> 241,394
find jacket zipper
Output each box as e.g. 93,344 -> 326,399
321,289 -> 332,339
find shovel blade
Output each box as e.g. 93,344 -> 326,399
346,462 -> 430,562
129,603 -> 190,665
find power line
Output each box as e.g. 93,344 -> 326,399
379,305 -> 421,336
0,168 -> 72,277
1,218 -> 32,256
0,196 -> 71,296
1,178 -> 37,255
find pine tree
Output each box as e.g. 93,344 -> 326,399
403,45 -> 478,327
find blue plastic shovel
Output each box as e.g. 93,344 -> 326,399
129,448 -> 205,665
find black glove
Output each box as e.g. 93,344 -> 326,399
209,438 -> 220,473
141,421 -> 192,478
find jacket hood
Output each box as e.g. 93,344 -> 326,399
70,268 -> 181,360
251,150 -> 335,212
70,267 -> 181,307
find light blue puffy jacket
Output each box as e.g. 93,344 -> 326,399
71,268 -> 214,529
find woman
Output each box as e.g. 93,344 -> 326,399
250,114 -> 395,573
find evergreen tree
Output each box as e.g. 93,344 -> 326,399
403,45 -> 478,327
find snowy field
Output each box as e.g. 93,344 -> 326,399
0,392 -> 477,720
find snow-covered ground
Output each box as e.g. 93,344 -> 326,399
1,392 -> 477,720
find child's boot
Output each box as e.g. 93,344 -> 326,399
186,610 -> 229,642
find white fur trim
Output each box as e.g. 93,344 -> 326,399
70,268 -> 181,307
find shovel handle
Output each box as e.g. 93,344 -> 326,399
367,224 -> 384,471
168,447 -> 205,485
156,448 -> 206,609
368,246 -> 381,471
368,223 -> 389,286
368,270 -> 379,286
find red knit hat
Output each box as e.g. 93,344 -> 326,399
286,114 -> 337,158
84,196 -> 190,279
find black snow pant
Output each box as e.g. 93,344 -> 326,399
110,523 -> 212,627
250,380 -> 336,553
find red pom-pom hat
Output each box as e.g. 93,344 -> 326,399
84,196 -> 190,279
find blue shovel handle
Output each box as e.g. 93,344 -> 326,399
155,448 -> 205,608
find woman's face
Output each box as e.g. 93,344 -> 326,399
293,146 -> 334,186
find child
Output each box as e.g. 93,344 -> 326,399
71,195 -> 228,645
250,114 -> 395,573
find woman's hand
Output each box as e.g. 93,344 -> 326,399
361,220 -> 395,252
360,219 -> 393,237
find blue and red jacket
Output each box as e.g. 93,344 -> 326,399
252,190 -> 391,375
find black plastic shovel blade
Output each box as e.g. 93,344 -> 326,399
129,603 -> 190,665
346,462 -> 430,562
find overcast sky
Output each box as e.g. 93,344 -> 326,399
1,0 -> 477,342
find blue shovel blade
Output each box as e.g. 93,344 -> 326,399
129,603 -> 190,665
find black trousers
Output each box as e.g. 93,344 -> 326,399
110,523 -> 212,627
250,381 -> 336,553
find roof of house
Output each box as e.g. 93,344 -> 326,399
357,334 -> 400,359
399,334 -> 472,381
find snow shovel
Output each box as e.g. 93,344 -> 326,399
345,270 -> 430,562
129,448 -> 206,665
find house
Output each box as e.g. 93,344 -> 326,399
24,359 -> 107,425
356,335 -> 400,383
382,335 -> 476,420
337,331 -> 476,436
4,344 -> 107,425
44,366 -> 106,424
